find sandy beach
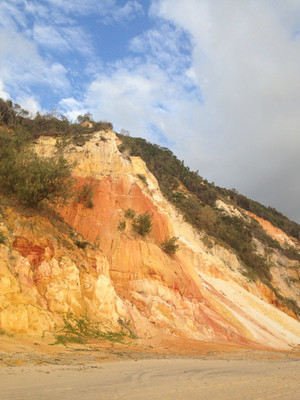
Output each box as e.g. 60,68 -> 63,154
1,357 -> 300,400
1,335 -> 300,400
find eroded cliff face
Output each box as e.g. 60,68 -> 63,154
0,129 -> 300,350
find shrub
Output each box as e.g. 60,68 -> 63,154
202,235 -> 213,248
16,153 -> 73,206
74,240 -> 89,249
132,211 -> 153,237
160,236 -> 179,255
0,130 -> 73,207
137,174 -> 147,185
0,232 -> 6,245
93,121 -> 113,131
77,182 -> 95,208
124,208 -> 135,219
117,220 -> 126,231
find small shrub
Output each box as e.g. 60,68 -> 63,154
124,208 -> 135,219
0,232 -> 6,245
0,329 -> 13,338
72,134 -> 93,146
74,240 -> 89,249
137,173 -> 147,185
77,182 -> 95,208
93,121 -> 113,131
132,211 -> 153,237
117,220 -> 126,231
202,235 -> 213,248
160,236 -> 179,255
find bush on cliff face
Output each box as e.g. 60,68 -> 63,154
0,232 -> 7,245
124,208 -> 135,219
0,129 -> 73,206
160,236 -> 179,255
132,211 -> 153,237
76,181 -> 95,208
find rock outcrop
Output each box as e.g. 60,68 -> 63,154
0,129 -> 299,350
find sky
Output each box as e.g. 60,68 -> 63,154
0,0 -> 300,223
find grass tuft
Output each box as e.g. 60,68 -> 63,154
52,313 -> 128,346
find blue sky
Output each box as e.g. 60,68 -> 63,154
1,0 -> 300,223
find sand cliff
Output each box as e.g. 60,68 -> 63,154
0,129 -> 299,350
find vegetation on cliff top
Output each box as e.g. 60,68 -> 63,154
0,98 -> 111,207
0,98 -> 112,139
0,128 -> 73,206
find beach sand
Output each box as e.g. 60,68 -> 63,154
1,335 -> 299,400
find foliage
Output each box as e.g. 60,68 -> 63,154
0,329 -> 13,338
132,211 -> 153,237
0,129 -> 73,207
76,112 -> 93,124
77,182 -> 95,208
137,173 -> 147,185
235,195 -> 300,239
0,232 -> 6,245
0,98 -> 28,127
117,220 -> 126,231
198,205 -> 217,232
0,98 -> 113,142
202,235 -> 214,248
160,236 -> 179,255
124,208 -> 135,219
71,133 -> 93,146
93,121 -> 113,131
74,239 -> 89,249
273,290 -> 300,317
53,313 -> 127,345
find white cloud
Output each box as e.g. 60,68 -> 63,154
0,29 -> 69,96
150,0 -> 300,222
0,0 -> 27,30
0,79 -> 10,100
32,24 -> 93,55
129,23 -> 192,74
59,97 -> 88,121
17,96 -> 41,117
102,1 -> 144,24
30,0 -> 143,23
65,55 -> 200,154
0,30 -> 68,90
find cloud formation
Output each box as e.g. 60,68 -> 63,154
153,0 -> 300,221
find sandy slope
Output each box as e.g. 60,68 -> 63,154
1,357 -> 300,400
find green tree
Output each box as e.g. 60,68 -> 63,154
14,152 -> 73,206
76,112 -> 93,124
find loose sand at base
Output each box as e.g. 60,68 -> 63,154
1,335 -> 299,400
